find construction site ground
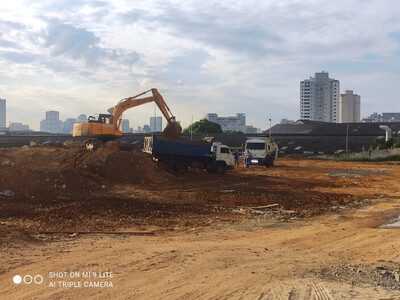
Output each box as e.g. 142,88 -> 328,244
1,142 -> 400,299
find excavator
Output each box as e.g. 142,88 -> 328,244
72,88 -> 182,150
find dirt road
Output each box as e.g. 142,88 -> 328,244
1,144 -> 400,299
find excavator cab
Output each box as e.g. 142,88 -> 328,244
88,114 -> 112,124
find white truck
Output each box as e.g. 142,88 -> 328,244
244,138 -> 277,168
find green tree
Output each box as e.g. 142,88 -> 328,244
386,137 -> 395,148
183,118 -> 223,133
374,138 -> 387,150
225,130 -> 244,134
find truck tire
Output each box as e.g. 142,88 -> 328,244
265,155 -> 274,168
215,162 -> 226,175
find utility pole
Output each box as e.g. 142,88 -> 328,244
191,115 -> 193,140
269,118 -> 272,139
346,122 -> 349,155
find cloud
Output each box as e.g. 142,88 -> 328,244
41,21 -> 101,63
0,34 -> 21,50
38,20 -> 141,69
0,50 -> 38,64
0,19 -> 26,32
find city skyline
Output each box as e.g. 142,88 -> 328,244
1,1 -> 400,130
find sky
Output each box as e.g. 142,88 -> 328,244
1,0 -> 400,131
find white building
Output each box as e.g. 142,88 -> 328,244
9,122 -> 29,132
205,113 -> 258,133
150,116 -> 162,132
0,98 -> 6,128
339,90 -> 360,123
362,112 -> 400,123
40,111 -> 62,133
300,72 -> 340,123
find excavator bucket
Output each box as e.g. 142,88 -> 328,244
162,121 -> 182,139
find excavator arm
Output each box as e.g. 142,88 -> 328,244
110,88 -> 182,138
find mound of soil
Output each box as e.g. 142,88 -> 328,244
72,141 -> 173,185
0,141 -> 172,201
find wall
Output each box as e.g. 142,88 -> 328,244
320,148 -> 400,160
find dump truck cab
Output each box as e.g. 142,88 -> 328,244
244,138 -> 277,168
211,143 -> 235,173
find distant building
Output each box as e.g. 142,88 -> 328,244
77,114 -> 87,122
40,111 -> 62,133
9,122 -> 29,132
205,113 -> 258,133
280,118 -> 294,125
121,119 -> 133,133
0,98 -> 6,128
300,72 -> 340,123
62,118 -> 77,134
150,116 -> 162,132
339,90 -> 360,123
362,112 -> 400,123
143,124 -> 150,133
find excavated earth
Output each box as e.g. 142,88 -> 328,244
1,141 -> 400,299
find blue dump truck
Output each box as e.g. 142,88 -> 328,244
143,135 -> 234,174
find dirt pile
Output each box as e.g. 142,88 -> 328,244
0,145 -> 97,202
72,141 -> 173,184
0,141 -> 172,201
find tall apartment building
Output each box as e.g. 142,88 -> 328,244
77,114 -> 88,122
0,98 -> 6,128
40,111 -> 62,133
121,119 -> 133,133
150,116 -> 162,132
62,118 -> 77,134
339,90 -> 360,123
300,72 -> 340,123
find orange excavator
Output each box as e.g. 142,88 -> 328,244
72,88 -> 182,150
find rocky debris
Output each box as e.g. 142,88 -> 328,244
1,160 -> 14,168
310,263 -> 400,290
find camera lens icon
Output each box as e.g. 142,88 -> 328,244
13,275 -> 43,285
13,275 -> 22,284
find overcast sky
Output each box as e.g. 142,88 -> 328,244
1,0 -> 400,131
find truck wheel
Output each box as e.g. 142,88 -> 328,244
265,156 -> 273,168
215,162 -> 226,175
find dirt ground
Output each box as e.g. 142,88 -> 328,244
1,142 -> 400,299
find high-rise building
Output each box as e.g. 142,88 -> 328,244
339,90 -> 360,123
150,116 -> 162,132
77,114 -> 87,122
121,119 -> 133,133
300,72 -> 340,123
0,98 -> 6,128
62,118 -> 77,134
40,111 -> 62,133
143,125 -> 150,133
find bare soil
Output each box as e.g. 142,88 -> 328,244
1,142 -> 400,299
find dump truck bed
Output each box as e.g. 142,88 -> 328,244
145,135 -> 212,158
